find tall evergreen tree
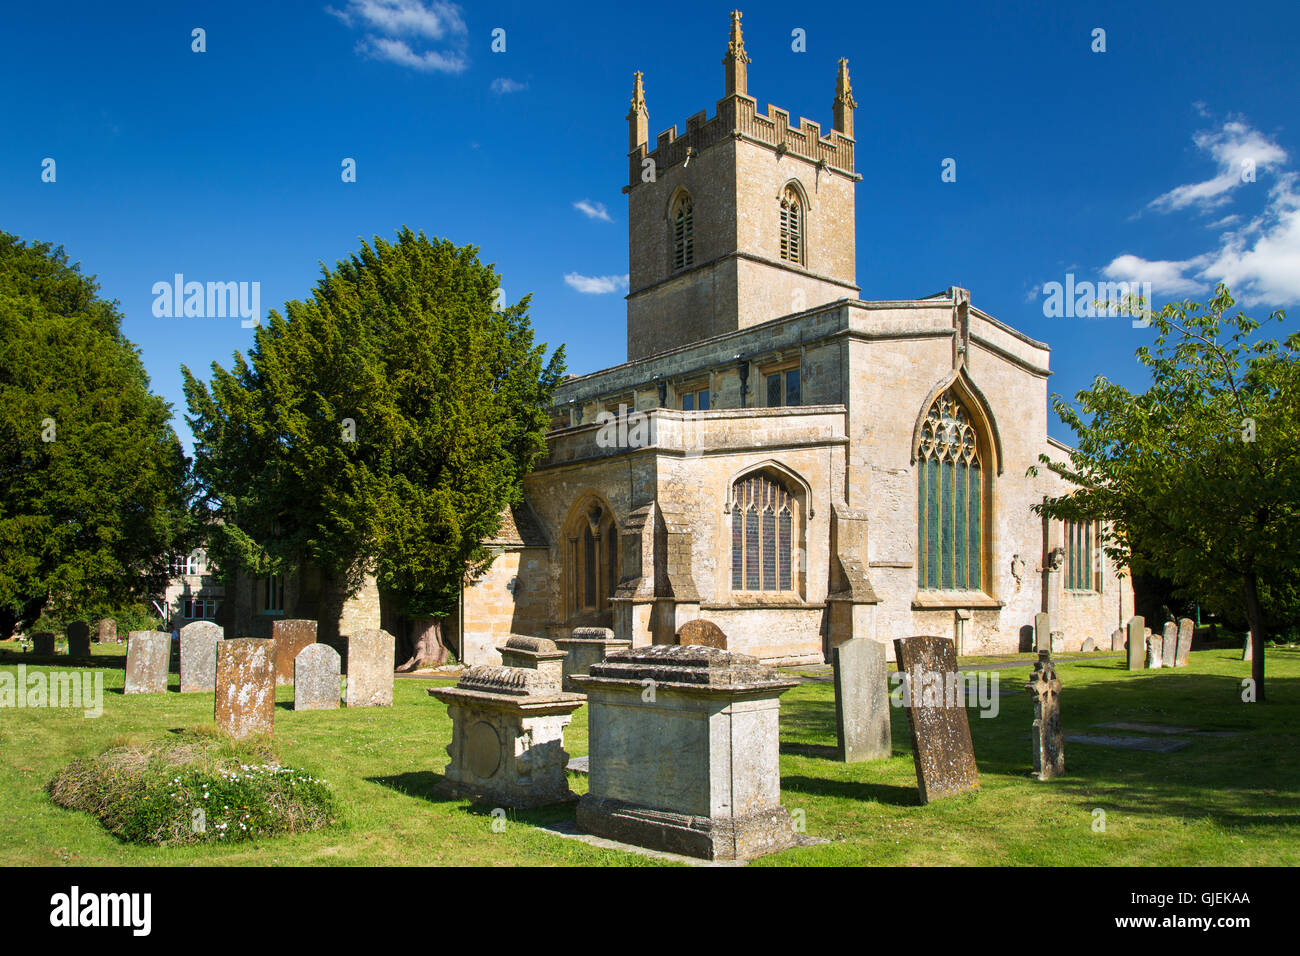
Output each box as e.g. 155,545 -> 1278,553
0,232 -> 187,637
183,228 -> 565,664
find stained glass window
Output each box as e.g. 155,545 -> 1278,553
916,389 -> 984,590
731,472 -> 795,592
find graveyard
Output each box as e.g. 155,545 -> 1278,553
2,635 -> 1296,867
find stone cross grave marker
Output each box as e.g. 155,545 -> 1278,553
1025,650 -> 1064,780
345,629 -> 395,707
833,637 -> 891,762
893,635 -> 979,804
179,621 -> 223,692
215,638 -> 275,739
124,631 -> 171,694
294,643 -> 341,710
272,619 -> 317,686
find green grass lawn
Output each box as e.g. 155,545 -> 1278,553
1,642 -> 1297,866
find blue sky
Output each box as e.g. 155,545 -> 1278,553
3,0 -> 1298,451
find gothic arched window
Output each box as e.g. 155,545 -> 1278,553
779,186 -> 803,264
566,500 -> 619,618
671,193 -> 694,272
916,389 -> 986,591
730,472 -> 795,592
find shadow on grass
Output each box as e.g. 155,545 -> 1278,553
366,771 -> 578,827
0,651 -> 125,670
781,774 -> 920,806
780,742 -> 839,760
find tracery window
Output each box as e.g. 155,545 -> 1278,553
1065,519 -> 1097,592
917,389 -> 985,590
730,472 -> 794,592
779,186 -> 803,264
567,502 -> 619,616
672,193 -> 694,271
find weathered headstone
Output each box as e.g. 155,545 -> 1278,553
893,635 -> 979,803
833,638 -> 891,762
1126,616 -> 1145,671
676,618 -> 727,649
124,631 -> 171,694
272,619 -> 317,685
574,645 -> 800,861
1175,617 -> 1194,667
498,635 -> 567,688
179,621 -> 223,692
294,643 -> 341,710
344,629 -> 395,707
1050,631 -> 1064,654
429,663 -> 585,808
1081,637 -> 1096,653
31,632 -> 55,656
94,618 -> 117,644
1033,612 -> 1051,653
215,638 -> 275,739
555,627 -> 630,692
1025,651 -> 1064,780
1111,627 -> 1125,651
1147,629 -> 1165,668
66,621 -> 91,658
1160,622 -> 1178,669
1243,631 -> 1253,662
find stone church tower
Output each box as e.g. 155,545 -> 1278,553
624,11 -> 860,359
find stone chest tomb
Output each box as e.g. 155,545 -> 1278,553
497,635 -> 567,688
428,664 -> 585,809
573,644 -> 801,861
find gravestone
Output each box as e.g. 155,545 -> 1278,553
1175,618 -> 1194,667
1050,631 -> 1064,654
1025,651 -> 1064,780
498,635 -> 567,688
1147,629 -> 1165,668
215,638 -> 275,739
31,632 -> 55,656
272,619 -> 317,685
294,643 -> 341,710
1033,612 -> 1051,653
1160,622 -> 1178,669
893,635 -> 979,803
1126,616 -> 1145,671
574,645 -> 800,861
124,631 -> 171,694
676,618 -> 727,649
66,621 -> 91,658
833,638 -> 891,762
95,618 -> 117,644
429,664 -> 585,808
1081,637 -> 1096,653
555,627 -> 630,692
179,621 -> 223,692
1243,631 -> 1253,662
1111,627 -> 1125,651
345,629 -> 395,707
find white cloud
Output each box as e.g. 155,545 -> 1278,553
564,273 -> 629,294
1102,116 -> 1300,307
573,199 -> 612,222
1148,120 -> 1288,214
490,77 -> 527,94
328,1 -> 468,73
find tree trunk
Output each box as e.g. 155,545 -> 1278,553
1242,570 -> 1267,703
396,617 -> 448,672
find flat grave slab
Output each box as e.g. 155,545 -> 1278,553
1064,733 -> 1190,754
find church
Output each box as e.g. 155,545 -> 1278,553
451,12 -> 1133,666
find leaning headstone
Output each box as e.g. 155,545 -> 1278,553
1175,618 -> 1194,667
66,621 -> 91,658
676,618 -> 727,649
31,632 -> 56,656
94,618 -> 117,644
574,645 -> 801,861
429,664 -> 585,808
1025,651 -> 1064,780
1147,630 -> 1165,668
555,627 -> 630,692
893,635 -> 979,803
215,638 -> 275,739
1160,622 -> 1178,669
344,629 -> 395,707
1111,627 -> 1125,652
1033,612 -> 1051,654
124,631 -> 171,694
833,638 -> 891,762
498,635 -> 567,688
272,619 -> 317,685
1242,632 -> 1253,662
1081,637 -> 1096,653
179,621 -> 223,692
1126,616 -> 1145,671
294,643 -> 341,710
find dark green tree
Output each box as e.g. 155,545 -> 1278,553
183,228 -> 564,665
1035,286 -> 1299,701
0,232 -> 188,637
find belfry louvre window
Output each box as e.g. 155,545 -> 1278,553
730,472 -> 794,592
779,187 -> 802,264
916,389 -> 985,590
1065,519 -> 1098,591
672,194 -> 694,271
